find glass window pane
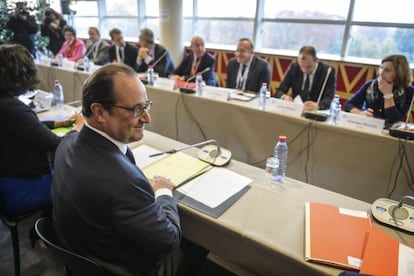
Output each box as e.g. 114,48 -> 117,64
197,19 -> 253,45
353,0 -> 414,24
197,0 -> 256,18
183,19 -> 193,42
183,0 -> 193,17
105,0 -> 137,16
101,18 -> 139,41
347,26 -> 414,63
71,1 -> 98,16
262,22 -> 344,56
145,0 -> 159,17
264,0 -> 350,20
73,18 -> 99,38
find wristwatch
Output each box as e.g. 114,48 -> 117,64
383,93 -> 394,100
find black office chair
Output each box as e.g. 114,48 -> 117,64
0,200 -> 43,276
34,217 -> 110,276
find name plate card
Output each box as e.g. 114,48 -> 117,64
40,56 -> 52,66
154,77 -> 176,90
202,86 -> 231,102
266,97 -> 304,117
338,111 -> 385,135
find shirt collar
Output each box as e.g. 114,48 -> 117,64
85,122 -> 127,154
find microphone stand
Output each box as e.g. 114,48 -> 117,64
149,139 -> 220,157
186,67 -> 211,82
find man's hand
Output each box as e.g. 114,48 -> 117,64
303,101 -> 319,112
150,176 -> 175,192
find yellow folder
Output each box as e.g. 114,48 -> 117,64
142,152 -> 212,187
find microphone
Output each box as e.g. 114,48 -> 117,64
186,67 -> 211,82
150,50 -> 168,69
389,92 -> 414,140
149,139 -> 232,166
179,67 -> 211,93
303,66 -> 333,121
371,196 -> 414,233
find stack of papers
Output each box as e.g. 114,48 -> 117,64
132,144 -> 252,217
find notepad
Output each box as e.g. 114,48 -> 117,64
305,202 -> 371,270
142,152 -> 212,187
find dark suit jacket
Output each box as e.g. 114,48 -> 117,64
0,95 -> 60,176
85,40 -> 110,65
135,44 -> 175,78
174,52 -> 217,86
226,55 -> 270,93
52,126 -> 181,275
275,62 -> 336,110
108,43 -> 138,70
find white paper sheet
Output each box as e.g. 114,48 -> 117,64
398,243 -> 414,276
176,167 -> 252,208
131,144 -> 164,168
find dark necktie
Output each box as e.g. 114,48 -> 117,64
118,48 -> 123,62
126,148 -> 136,165
303,74 -> 310,99
241,64 -> 247,76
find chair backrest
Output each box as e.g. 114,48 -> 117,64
35,217 -> 109,276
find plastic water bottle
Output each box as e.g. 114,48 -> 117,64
147,66 -> 154,86
83,56 -> 90,72
57,53 -> 63,67
195,73 -> 203,96
328,95 -> 341,125
274,135 -> 288,182
52,80 -> 64,109
258,82 -> 267,110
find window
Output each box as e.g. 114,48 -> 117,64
67,0 -> 414,64
347,26 -> 414,63
105,1 -> 137,16
264,0 -> 349,20
262,22 -> 344,56
353,0 -> 414,24
71,1 -> 99,38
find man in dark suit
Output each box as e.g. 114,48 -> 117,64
83,27 -> 109,65
274,46 -> 336,111
107,28 -> 138,70
52,64 -> 183,275
226,38 -> 270,93
136,28 -> 175,78
172,36 -> 217,86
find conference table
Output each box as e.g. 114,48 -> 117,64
35,64 -> 414,204
37,103 -> 414,276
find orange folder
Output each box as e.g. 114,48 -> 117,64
305,202 -> 372,270
359,225 -> 407,276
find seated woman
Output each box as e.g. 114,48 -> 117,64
0,44 -> 83,216
344,54 -> 414,126
56,26 -> 86,62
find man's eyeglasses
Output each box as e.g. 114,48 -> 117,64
110,100 -> 152,117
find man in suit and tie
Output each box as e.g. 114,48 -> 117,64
83,27 -> 109,65
107,28 -> 138,70
136,28 -> 175,78
52,63 -> 187,275
226,38 -> 270,93
274,46 -> 336,111
172,35 -> 217,86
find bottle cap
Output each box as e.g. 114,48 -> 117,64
278,135 -> 287,142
